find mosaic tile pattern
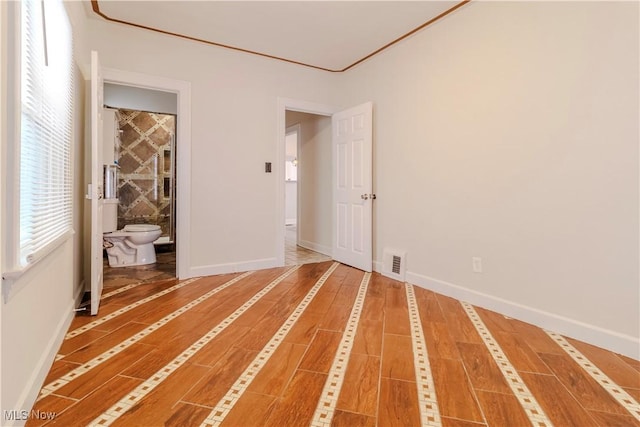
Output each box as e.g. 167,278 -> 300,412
102,249 -> 176,289
545,330 -> 640,421
201,262 -> 340,427
116,109 -> 176,239
90,265 -> 302,426
405,283 -> 442,427
461,302 -> 552,427
310,272 -> 371,427
39,271 -> 254,400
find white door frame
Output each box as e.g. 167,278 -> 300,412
276,98 -> 339,266
103,67 -> 192,279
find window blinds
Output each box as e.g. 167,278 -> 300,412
19,0 -> 74,266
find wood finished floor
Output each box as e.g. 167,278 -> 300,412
28,261 -> 640,427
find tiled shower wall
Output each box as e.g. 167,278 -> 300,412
116,109 -> 175,241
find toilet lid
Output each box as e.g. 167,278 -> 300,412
123,224 -> 161,232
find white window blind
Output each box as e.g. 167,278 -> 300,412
19,0 -> 74,266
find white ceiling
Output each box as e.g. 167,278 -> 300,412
91,1 -> 464,72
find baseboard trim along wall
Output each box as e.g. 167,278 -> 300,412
372,261 -> 639,360
10,287 -> 83,427
189,257 -> 280,277
297,240 -> 331,257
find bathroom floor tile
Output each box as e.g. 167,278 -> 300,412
102,248 -> 176,288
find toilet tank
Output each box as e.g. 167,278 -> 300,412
103,198 -> 119,232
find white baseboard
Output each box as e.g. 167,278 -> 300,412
188,257 -> 280,277
372,261 -> 639,360
406,271 -> 639,360
10,292 -> 80,426
298,240 -> 331,257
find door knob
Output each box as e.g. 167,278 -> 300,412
361,194 -> 369,200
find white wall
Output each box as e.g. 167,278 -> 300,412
2,0 -> 635,418
70,9 -> 339,276
286,112 -> 332,255
338,1 -> 639,357
1,65 -> 85,427
62,1 -> 637,359
1,242 -> 76,423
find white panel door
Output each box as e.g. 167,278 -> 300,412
89,51 -> 104,315
332,102 -> 373,272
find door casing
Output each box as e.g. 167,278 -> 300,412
101,67 -> 192,279
277,98 -> 374,271
277,98 -> 338,266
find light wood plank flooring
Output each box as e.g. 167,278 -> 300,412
27,262 -> 640,426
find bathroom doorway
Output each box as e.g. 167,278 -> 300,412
101,84 -> 178,287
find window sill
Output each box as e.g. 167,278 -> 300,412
2,230 -> 75,303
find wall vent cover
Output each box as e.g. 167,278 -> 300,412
392,255 -> 402,274
382,249 -> 406,282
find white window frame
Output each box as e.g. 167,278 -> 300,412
2,0 -> 74,294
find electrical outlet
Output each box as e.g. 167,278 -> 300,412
472,257 -> 482,273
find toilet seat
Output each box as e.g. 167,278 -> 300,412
104,224 -> 161,238
123,224 -> 161,232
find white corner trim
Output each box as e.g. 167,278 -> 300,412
404,270 -> 639,360
189,257 -> 280,277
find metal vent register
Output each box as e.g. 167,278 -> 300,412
392,255 -> 402,274
382,249 -> 406,281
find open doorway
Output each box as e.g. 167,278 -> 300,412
100,84 -> 178,287
283,111 -> 332,266
277,98 -> 374,271
285,124 -> 299,228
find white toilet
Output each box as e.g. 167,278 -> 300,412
103,199 -> 162,267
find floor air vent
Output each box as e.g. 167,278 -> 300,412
391,255 -> 402,275
382,249 -> 406,282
